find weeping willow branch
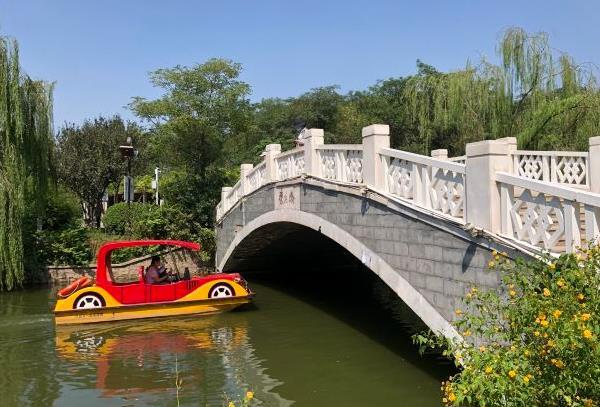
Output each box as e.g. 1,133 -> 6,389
401,27 -> 600,153
0,36 -> 53,290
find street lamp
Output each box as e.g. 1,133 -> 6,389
119,137 -> 137,205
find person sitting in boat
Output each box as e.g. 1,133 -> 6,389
145,255 -> 171,284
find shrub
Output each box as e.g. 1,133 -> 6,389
35,227 -> 92,266
414,247 -> 600,406
102,202 -> 147,235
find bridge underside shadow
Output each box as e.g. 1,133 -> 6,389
222,222 -> 359,274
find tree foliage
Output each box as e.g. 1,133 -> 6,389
402,28 -> 600,154
56,116 -> 141,227
0,36 -> 53,290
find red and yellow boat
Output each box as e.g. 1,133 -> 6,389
54,240 -> 253,325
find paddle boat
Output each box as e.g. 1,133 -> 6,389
54,240 -> 253,325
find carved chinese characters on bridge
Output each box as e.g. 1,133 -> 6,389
274,185 -> 300,210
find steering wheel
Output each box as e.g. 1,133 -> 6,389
169,268 -> 181,283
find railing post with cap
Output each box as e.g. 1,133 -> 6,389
465,137 -> 517,233
303,128 -> 324,178
362,124 -> 390,191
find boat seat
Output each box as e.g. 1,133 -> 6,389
138,266 -> 146,284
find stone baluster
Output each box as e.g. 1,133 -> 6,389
240,163 -> 253,197
589,136 -> 600,193
362,124 -> 390,190
465,137 -> 517,233
431,149 -> 448,160
303,128 -> 324,177
263,144 -> 281,182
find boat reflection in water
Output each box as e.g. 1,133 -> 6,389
55,316 -> 291,406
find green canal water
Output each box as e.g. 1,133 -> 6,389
0,270 -> 452,406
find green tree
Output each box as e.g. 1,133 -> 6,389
129,59 -> 253,226
402,28 -> 600,154
130,58 -> 252,176
56,116 -> 141,227
0,36 -> 53,290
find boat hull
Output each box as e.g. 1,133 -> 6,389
54,295 -> 253,325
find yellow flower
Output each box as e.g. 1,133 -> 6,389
557,279 -> 565,288
583,329 -> 593,339
554,359 -> 565,369
552,310 -> 562,319
546,339 -> 555,347
509,290 -> 516,297
448,392 -> 456,402
508,370 -> 517,379
540,319 -> 549,327
534,331 -> 540,337
577,293 -> 585,302
523,375 -> 530,384
524,350 -> 530,357
488,260 -> 495,268
548,263 -> 556,270
492,250 -> 498,256
581,313 -> 591,322
246,391 -> 254,400
455,309 -> 463,316
484,366 -> 493,374
479,346 -> 486,352
470,287 -> 478,294
510,345 -> 516,351
228,402 -> 235,407
543,288 -> 551,297
462,330 -> 472,337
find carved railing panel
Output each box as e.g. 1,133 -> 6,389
429,168 -> 465,219
275,149 -> 304,180
317,146 -> 363,183
381,148 -> 466,222
497,172 -> 600,253
512,151 -> 588,188
246,162 -> 267,193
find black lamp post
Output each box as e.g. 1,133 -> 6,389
119,137 -> 136,206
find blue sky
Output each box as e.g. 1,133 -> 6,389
1,0 -> 598,128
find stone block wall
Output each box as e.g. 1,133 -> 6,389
217,181 -> 520,325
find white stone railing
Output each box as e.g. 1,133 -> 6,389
216,125 -> 600,255
246,161 -> 267,193
497,172 -> 600,253
381,148 -> 466,222
512,150 -> 589,188
449,155 -> 466,165
316,145 -> 363,183
221,179 -> 242,215
275,147 -> 305,180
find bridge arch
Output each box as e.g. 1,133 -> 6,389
218,209 -> 460,339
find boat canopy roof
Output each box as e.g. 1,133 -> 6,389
96,240 -> 201,284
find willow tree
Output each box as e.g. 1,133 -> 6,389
403,28 -> 600,155
0,36 -> 53,290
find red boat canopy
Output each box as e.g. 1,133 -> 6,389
96,240 -> 201,285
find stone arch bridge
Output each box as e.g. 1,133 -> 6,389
215,125 -> 600,339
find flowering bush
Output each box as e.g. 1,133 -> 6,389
414,246 -> 600,406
